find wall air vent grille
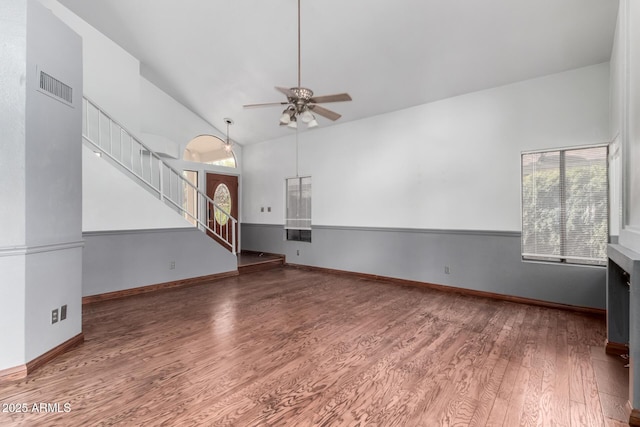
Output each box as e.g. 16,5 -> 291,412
39,71 -> 73,104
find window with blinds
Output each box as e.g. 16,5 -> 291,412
285,176 -> 311,242
521,145 -> 608,266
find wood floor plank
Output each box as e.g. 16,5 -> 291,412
574,344 -> 607,427
0,267 -> 625,426
570,344 -> 587,405
571,400 -> 590,427
469,356 -> 509,427
554,310 -> 573,427
501,364 -> 531,426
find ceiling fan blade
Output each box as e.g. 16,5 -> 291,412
309,104 -> 341,121
243,101 -> 289,108
275,86 -> 297,98
309,93 -> 352,104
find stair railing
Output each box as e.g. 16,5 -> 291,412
82,97 -> 237,254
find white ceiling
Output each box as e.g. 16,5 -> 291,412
58,0 -> 618,146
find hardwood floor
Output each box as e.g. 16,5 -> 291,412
0,267 -> 629,426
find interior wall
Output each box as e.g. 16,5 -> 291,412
40,2 -> 243,235
26,6 -> 82,248
243,63 -> 610,230
36,0 -> 246,241
82,228 -> 238,297
40,0 -> 192,234
242,224 -> 606,308
0,1 -> 27,248
609,10 -> 623,238
608,0 -> 640,412
242,63 -> 611,309
0,0 -> 27,371
39,0 -> 141,134
619,0 -> 640,252
140,78 -> 242,164
82,146 -> 193,231
24,1 -> 83,364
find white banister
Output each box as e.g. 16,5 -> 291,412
81,96 -> 237,254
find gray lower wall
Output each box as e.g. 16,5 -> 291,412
25,244 -> 83,361
242,223 -> 607,309
83,228 -> 237,297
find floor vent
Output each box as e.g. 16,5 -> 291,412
39,70 -> 73,104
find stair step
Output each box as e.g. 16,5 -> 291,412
237,251 -> 285,275
238,258 -> 285,275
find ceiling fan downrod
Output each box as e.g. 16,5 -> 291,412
298,0 -> 301,89
242,0 -> 352,126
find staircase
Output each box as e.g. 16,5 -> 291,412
81,97 -> 237,254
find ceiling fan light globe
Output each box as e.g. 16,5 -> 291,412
280,113 -> 291,124
287,120 -> 298,129
301,110 -> 314,123
308,118 -> 319,128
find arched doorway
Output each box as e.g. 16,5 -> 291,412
183,135 -> 236,168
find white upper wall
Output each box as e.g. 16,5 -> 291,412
630,2 -> 640,234
140,78 -> 238,158
41,0 -> 236,162
0,0 -> 28,372
26,2 -> 83,247
82,146 -> 193,232
39,0 -> 140,134
0,0 -> 27,248
609,6 -> 623,238
38,0 -> 244,232
243,63 -> 610,231
616,0 -> 640,251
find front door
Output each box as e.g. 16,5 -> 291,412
206,173 -> 239,252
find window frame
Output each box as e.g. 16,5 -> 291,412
285,176 -> 312,243
520,143 -> 609,266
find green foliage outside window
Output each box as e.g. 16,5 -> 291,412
522,147 -> 608,265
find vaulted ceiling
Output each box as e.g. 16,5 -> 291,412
58,0 -> 619,146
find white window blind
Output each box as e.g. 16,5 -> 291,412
285,176 -> 311,230
521,146 -> 608,265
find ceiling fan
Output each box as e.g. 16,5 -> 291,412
243,0 -> 352,129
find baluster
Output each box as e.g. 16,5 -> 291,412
232,219 -> 236,254
159,160 -> 164,201
84,99 -> 88,139
150,153 -> 154,188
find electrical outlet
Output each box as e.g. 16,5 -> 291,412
267,207 -> 271,212
61,304 -> 67,321
51,309 -> 59,324
169,261 -> 176,270
261,207 -> 264,212
444,266 -> 451,274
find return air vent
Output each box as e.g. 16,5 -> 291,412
39,70 -> 73,104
